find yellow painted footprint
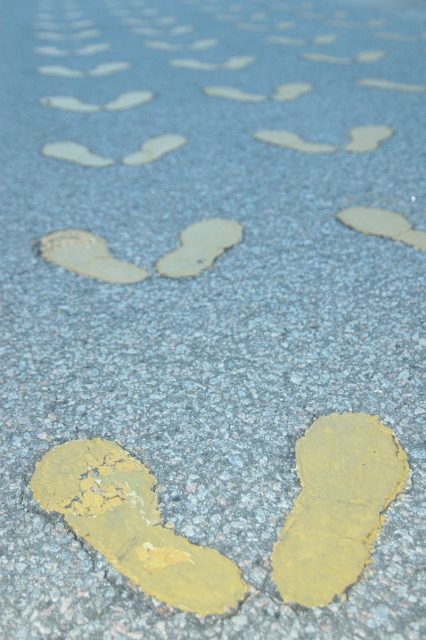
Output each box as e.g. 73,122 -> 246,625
30,438 -> 248,615
40,91 -> 154,113
254,125 -> 393,153
272,413 -> 409,607
337,206 -> 426,251
38,229 -> 149,283
156,218 -> 243,278
41,135 -> 187,168
203,82 -> 312,103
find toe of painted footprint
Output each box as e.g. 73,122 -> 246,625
156,218 -> 243,278
30,438 -> 248,615
39,229 -> 149,283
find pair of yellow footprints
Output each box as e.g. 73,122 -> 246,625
31,413 -> 409,616
39,218 -> 243,282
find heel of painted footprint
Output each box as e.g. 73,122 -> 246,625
337,207 -> 426,252
38,229 -> 149,283
272,413 -> 409,607
30,439 -> 248,615
156,218 -> 243,278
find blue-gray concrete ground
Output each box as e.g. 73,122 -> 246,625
0,0 -> 425,637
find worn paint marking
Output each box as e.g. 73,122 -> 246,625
254,130 -> 336,153
39,229 -> 149,283
344,125 -> 393,152
30,439 -> 248,615
41,142 -> 114,167
272,83 -> 313,101
357,78 -> 426,93
203,86 -> 266,102
122,134 -> 187,167
337,207 -> 426,251
156,218 -> 243,278
272,413 -> 409,607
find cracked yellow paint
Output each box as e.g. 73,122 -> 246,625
203,86 -> 266,102
122,134 -> 187,167
156,218 -> 243,278
42,142 -> 114,168
301,52 -> 351,64
272,83 -> 313,101
31,439 -> 248,615
357,78 -> 426,93
272,413 -> 409,607
337,207 -> 426,251
254,130 -> 336,153
39,229 -> 149,282
356,50 -> 385,63
344,125 -> 393,152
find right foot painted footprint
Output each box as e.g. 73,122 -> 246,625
156,218 -> 243,278
30,438 -> 248,615
337,206 -> 426,251
38,229 -> 149,283
203,82 -> 312,103
272,412 -> 409,607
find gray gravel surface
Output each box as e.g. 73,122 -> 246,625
0,0 -> 425,638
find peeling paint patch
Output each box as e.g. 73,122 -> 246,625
272,413 -> 409,607
357,78 -> 426,93
156,218 -> 243,278
254,130 -> 336,153
337,207 -> 426,251
122,134 -> 187,167
38,229 -> 149,282
344,125 -> 393,152
30,439 -> 248,615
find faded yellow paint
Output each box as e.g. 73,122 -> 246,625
204,86 -> 266,102
156,218 -> 243,278
122,134 -> 187,167
272,413 -> 409,607
39,229 -> 149,283
344,125 -> 393,152
272,83 -> 313,101
189,39 -> 218,50
301,52 -> 351,64
356,50 -> 385,63
313,34 -> 337,45
357,78 -> 426,93
41,92 -> 154,113
88,62 -> 130,76
267,36 -> 305,46
31,439 -> 248,615
41,142 -> 114,167
254,130 -> 336,153
337,207 -> 426,252
38,65 -> 83,77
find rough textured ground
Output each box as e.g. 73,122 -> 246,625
0,0 -> 425,638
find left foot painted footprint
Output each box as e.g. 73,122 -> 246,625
272,412 -> 409,607
30,438 -> 248,615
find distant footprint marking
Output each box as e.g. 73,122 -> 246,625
357,78 -> 426,93
41,91 -> 154,113
122,134 -> 187,166
41,142 -> 114,167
